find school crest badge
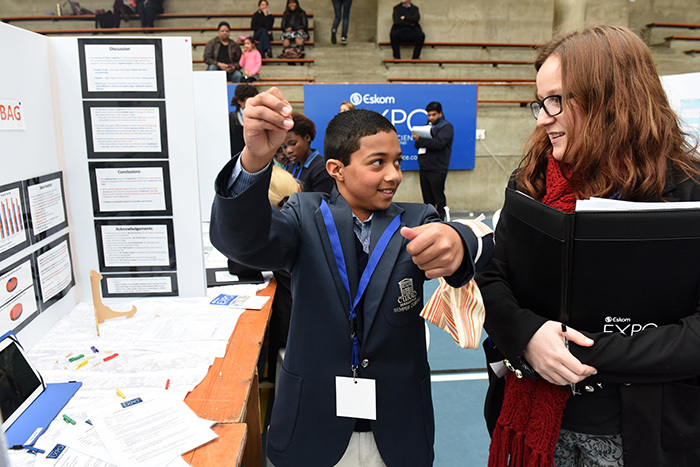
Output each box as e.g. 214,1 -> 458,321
394,278 -> 420,312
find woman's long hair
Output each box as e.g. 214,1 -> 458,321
517,25 -> 698,201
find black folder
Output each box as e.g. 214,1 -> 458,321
504,188 -> 700,334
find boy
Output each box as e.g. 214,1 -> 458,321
210,88 -> 493,466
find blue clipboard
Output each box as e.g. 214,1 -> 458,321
5,381 -> 82,447
1,331 -> 82,447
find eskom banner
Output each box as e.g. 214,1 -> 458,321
303,83 -> 477,171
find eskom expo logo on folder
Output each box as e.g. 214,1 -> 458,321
504,188 -> 700,334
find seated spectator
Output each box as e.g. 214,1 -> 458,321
239,36 -> 262,83
204,22 -> 243,83
136,0 -> 163,28
283,112 -> 334,194
339,101 -> 355,112
251,0 -> 274,59
281,0 -> 309,50
229,84 -> 260,156
390,0 -> 425,59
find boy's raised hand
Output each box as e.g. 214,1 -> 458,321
401,224 -> 465,279
241,87 -> 294,173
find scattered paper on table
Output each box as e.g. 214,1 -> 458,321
87,396 -> 217,467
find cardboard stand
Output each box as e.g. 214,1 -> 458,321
90,270 -> 137,336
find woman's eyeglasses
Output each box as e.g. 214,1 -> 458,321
530,95 -> 563,119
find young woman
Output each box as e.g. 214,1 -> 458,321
281,0 -> 309,49
251,0 -> 274,58
478,25 -> 700,467
239,36 -> 262,83
283,113 -> 334,194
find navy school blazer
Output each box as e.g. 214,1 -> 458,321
210,157 -> 492,466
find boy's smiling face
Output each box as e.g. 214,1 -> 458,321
326,131 -> 403,222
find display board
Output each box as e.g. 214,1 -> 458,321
54,35 -> 206,300
194,72 -> 231,222
0,23 -> 207,344
0,23 -> 76,346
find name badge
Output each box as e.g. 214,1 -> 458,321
335,376 -> 376,420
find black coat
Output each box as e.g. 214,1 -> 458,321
228,110 -> 245,157
251,9 -> 274,32
478,163 -> 700,466
391,2 -> 421,32
414,117 -> 454,174
281,9 -> 308,33
284,150 -> 334,194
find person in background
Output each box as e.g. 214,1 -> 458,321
229,84 -> 259,157
239,36 -> 262,83
204,22 -> 243,83
413,101 -> 453,220
330,0 -> 352,45
390,0 -> 424,59
251,0 -> 274,58
478,25 -> 700,467
339,101 -> 355,113
274,145 -> 291,169
281,0 -> 309,50
283,112 -> 334,194
136,0 -> 163,27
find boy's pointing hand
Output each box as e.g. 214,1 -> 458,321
401,223 -> 465,279
241,87 -> 294,173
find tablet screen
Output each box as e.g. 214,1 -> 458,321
0,337 -> 44,431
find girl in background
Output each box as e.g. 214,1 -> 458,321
283,113 -> 334,194
239,36 -> 262,83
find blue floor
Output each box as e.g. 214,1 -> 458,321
425,279 -> 491,467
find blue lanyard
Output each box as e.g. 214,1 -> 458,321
319,200 -> 401,374
292,164 -> 303,180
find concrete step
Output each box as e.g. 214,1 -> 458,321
310,42 -> 389,83
380,45 -> 538,62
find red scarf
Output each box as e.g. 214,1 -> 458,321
541,156 -> 577,212
488,156 -> 575,467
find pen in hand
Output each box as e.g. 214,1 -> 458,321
561,323 -> 580,396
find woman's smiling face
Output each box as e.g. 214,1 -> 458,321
535,55 -> 584,162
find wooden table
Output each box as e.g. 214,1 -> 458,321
182,280 -> 276,466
